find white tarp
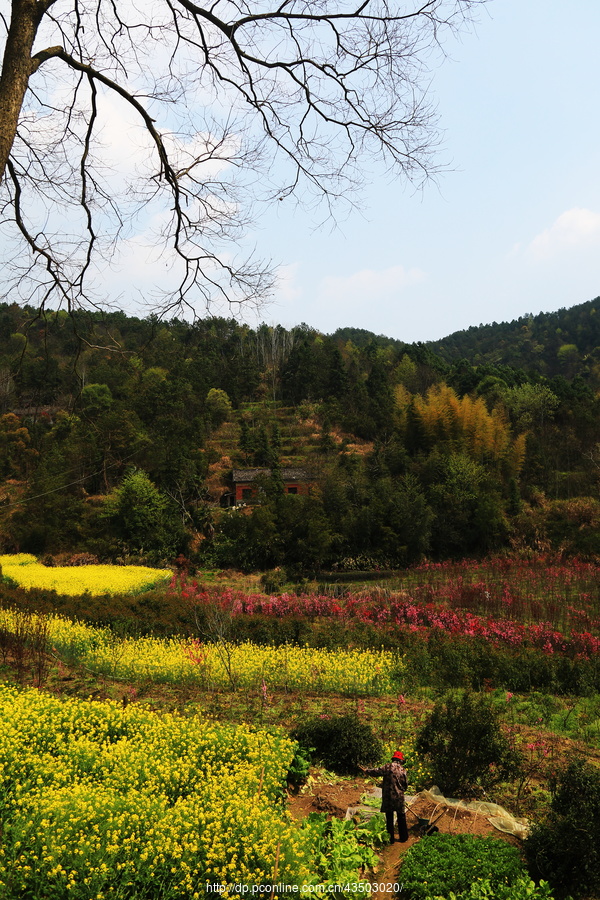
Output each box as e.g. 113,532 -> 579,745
412,787 -> 530,839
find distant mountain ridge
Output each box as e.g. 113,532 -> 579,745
335,296 -> 600,380
427,297 -> 600,377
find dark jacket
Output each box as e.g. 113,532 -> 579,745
363,760 -> 408,812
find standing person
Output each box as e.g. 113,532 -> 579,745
360,751 -> 408,844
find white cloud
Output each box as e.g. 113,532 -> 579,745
96,211 -> 182,314
524,208 -> 600,261
318,265 -> 425,307
274,263 -> 303,303
94,92 -> 156,178
94,90 -> 239,184
253,263 -> 427,336
269,263 -> 427,335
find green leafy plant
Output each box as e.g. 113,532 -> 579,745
353,813 -> 389,849
524,759 -> 600,898
291,713 -> 382,774
433,876 -> 556,899
303,813 -> 379,884
512,692 -> 562,728
415,690 -> 521,795
399,833 -> 527,900
287,742 -> 313,791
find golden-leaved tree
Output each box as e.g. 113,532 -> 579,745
397,383 -> 527,477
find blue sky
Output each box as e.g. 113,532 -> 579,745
248,0 -> 600,342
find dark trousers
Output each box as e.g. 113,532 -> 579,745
385,808 -> 408,843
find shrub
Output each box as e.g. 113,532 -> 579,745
260,569 -> 287,594
291,713 -> 382,774
524,759 -> 600,898
415,690 -> 521,795
65,552 -> 100,566
399,833 -> 526,900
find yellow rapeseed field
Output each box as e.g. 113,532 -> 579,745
0,554 -> 171,595
0,684 -> 317,898
0,607 -> 401,695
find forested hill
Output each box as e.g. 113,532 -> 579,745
427,297 -> 600,378
331,326 -> 405,352
332,297 -> 600,380
1,298 -> 600,571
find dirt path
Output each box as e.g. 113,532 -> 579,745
368,835 -> 417,899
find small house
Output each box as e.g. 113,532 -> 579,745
231,468 -> 313,505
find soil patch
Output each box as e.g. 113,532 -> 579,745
288,778 -> 366,820
404,794 -> 521,845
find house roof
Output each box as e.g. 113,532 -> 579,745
232,467 -> 313,483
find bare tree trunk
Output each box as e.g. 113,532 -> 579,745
0,0 -> 40,182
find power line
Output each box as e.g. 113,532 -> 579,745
2,444 -> 146,509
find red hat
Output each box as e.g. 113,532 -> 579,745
392,751 -> 404,760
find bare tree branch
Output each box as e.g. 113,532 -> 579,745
0,0 -> 484,321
